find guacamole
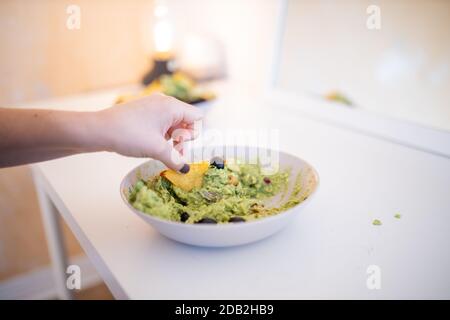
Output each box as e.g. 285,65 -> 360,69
128,159 -> 302,224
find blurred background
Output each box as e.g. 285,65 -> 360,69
0,0 -> 449,299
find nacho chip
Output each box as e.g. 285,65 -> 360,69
160,161 -> 210,191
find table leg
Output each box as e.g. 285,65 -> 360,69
33,174 -> 74,300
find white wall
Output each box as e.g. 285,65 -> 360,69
277,0 -> 450,131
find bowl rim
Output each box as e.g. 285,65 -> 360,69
119,147 -> 320,229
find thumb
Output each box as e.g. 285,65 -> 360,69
180,103 -> 203,123
154,139 -> 190,173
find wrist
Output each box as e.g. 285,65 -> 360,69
83,110 -> 113,153
65,110 -> 112,153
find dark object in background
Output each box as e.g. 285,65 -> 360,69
210,156 -> 225,169
117,72 -> 215,106
142,56 -> 173,86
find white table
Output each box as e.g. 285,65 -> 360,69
27,85 -> 450,299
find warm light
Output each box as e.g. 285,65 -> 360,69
154,20 -> 173,53
153,3 -> 173,54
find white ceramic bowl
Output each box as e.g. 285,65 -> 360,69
120,146 -> 319,247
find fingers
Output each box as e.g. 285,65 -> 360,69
172,101 -> 203,125
172,127 -> 195,142
173,135 -> 185,156
151,93 -> 203,124
180,103 -> 203,124
154,138 -> 189,173
166,119 -> 201,141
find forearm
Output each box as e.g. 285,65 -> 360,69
0,108 -> 109,168
0,94 -> 202,170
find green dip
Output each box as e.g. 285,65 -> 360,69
128,161 -> 304,224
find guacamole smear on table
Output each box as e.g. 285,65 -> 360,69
127,158 -> 304,224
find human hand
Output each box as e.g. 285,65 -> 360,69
98,93 -> 203,172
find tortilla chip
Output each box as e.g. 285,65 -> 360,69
160,161 -> 210,191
